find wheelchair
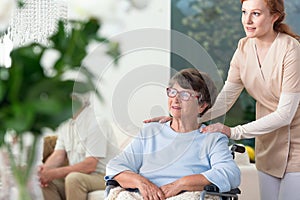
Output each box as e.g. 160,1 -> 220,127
105,144 -> 245,200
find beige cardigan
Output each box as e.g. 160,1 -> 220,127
227,33 -> 300,178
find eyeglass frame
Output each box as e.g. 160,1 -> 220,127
166,87 -> 202,101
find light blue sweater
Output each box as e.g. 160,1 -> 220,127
106,122 -> 240,192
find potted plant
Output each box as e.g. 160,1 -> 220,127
0,0 -> 149,199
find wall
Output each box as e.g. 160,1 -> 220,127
83,0 -> 171,143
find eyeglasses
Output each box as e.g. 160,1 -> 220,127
166,87 -> 200,101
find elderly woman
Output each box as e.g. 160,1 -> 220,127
105,68 -> 240,200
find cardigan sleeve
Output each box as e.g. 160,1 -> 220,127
230,92 -> 300,140
281,42 -> 300,93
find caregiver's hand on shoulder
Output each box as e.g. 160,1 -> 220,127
201,122 -> 231,138
143,116 -> 172,123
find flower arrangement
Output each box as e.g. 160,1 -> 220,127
0,0 -> 148,199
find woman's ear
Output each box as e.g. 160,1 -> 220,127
272,13 -> 280,24
198,102 -> 209,115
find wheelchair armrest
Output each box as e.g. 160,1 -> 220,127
227,188 -> 241,195
204,184 -> 241,195
105,179 -> 139,197
106,179 -> 120,187
204,184 -> 219,192
105,180 -> 120,197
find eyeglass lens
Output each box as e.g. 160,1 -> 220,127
166,88 -> 194,101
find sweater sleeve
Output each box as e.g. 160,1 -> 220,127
105,132 -> 144,180
201,133 -> 241,192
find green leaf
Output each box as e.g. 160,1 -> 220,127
0,130 -> 4,146
0,80 -> 5,102
17,0 -> 25,8
84,18 -> 100,39
2,103 -> 34,133
9,44 -> 45,103
106,42 -> 121,64
0,68 -> 8,102
0,13 -> 120,145
49,20 -> 68,51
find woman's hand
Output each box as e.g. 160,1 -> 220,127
160,181 -> 182,198
137,178 -> 165,200
201,122 -> 231,138
143,116 -> 172,123
115,171 -> 165,200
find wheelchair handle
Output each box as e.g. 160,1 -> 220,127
231,144 -> 246,154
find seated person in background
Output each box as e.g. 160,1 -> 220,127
105,68 -> 241,200
38,94 -> 119,200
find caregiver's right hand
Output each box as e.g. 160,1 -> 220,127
201,122 -> 231,138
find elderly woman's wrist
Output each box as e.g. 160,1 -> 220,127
136,175 -> 150,188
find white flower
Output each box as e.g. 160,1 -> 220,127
0,0 -> 16,31
0,35 -> 13,68
22,132 -> 35,147
40,48 -> 61,76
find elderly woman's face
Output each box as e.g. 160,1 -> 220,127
167,82 -> 200,120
